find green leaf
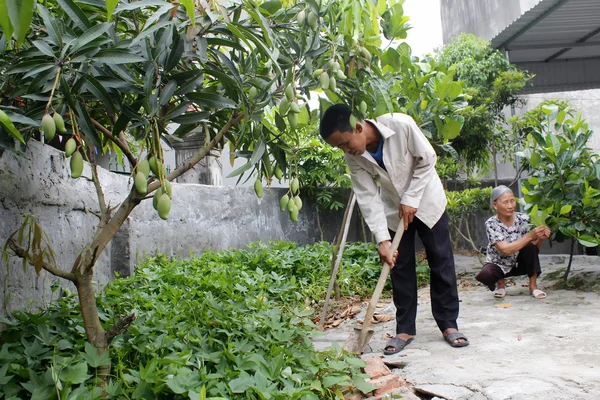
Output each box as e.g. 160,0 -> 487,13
541,104 -> 558,116
529,151 -> 541,168
352,375 -> 378,394
106,0 -> 118,19
83,74 -> 117,115
38,5 -> 62,46
72,22 -> 112,52
57,0 -> 92,30
441,116 -> 464,140
0,110 -> 26,143
6,0 -> 34,45
115,0 -> 169,12
229,371 -> 253,393
322,374 -> 346,388
32,40 -> 56,58
247,6 -> 275,48
578,235 -> 600,248
165,32 -> 185,72
170,111 -> 210,125
186,93 -> 236,109
93,49 -> 147,64
0,0 -> 14,43
82,342 -> 111,368
179,0 -> 195,25
60,361 -> 90,384
559,205 -> 572,215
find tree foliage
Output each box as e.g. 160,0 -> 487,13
434,33 -> 532,174
515,101 -> 600,249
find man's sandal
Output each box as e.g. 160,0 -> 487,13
383,337 -> 413,355
444,332 -> 469,348
494,288 -> 506,298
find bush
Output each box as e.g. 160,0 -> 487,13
1,241 -> 430,399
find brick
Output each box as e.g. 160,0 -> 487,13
367,374 -> 403,396
364,357 -> 391,379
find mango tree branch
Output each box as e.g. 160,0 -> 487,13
148,111 -> 245,192
106,313 -> 136,344
87,147 -> 108,222
7,238 -> 77,282
90,118 -> 137,167
78,111 -> 245,274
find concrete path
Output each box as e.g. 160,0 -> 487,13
314,255 -> 600,400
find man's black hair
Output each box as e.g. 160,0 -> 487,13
319,104 -> 353,140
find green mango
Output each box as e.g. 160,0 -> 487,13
157,193 -> 171,220
249,87 -> 258,99
297,9 -> 306,26
290,177 -> 299,194
289,209 -> 299,222
70,151 -> 83,178
307,11 -> 318,31
360,100 -> 368,115
279,98 -> 290,115
285,84 -> 295,101
293,196 -> 303,211
288,112 -> 298,129
41,113 -> 56,142
280,194 -> 289,211
254,179 -> 263,198
153,187 -> 163,210
329,76 -> 337,92
53,113 -> 67,134
65,138 -> 77,157
289,102 -> 300,114
134,171 -> 147,195
149,156 -> 159,176
138,159 -> 150,177
319,72 -> 329,90
274,166 -> 283,180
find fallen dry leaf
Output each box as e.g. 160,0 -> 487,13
373,314 -> 394,323
495,303 -> 512,308
331,319 -> 343,327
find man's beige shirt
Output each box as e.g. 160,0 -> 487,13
345,113 -> 447,244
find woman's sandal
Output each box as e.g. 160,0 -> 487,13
531,289 -> 547,299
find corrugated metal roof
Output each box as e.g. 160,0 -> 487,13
491,0 -> 600,63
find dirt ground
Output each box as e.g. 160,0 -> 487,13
314,254 -> 600,400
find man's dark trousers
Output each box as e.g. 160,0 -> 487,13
389,211 -> 459,335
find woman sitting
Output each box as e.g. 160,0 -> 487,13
476,185 -> 551,299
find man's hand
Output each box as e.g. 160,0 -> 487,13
378,240 -> 398,267
398,205 -> 417,230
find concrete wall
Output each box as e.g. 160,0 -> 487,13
0,141 -> 364,318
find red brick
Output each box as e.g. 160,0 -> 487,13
363,357 -> 391,379
367,374 -> 403,396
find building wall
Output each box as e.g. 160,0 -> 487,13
440,0 -> 524,43
0,141 -> 364,318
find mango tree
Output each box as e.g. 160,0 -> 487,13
0,0 -> 432,389
515,101 -> 600,280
